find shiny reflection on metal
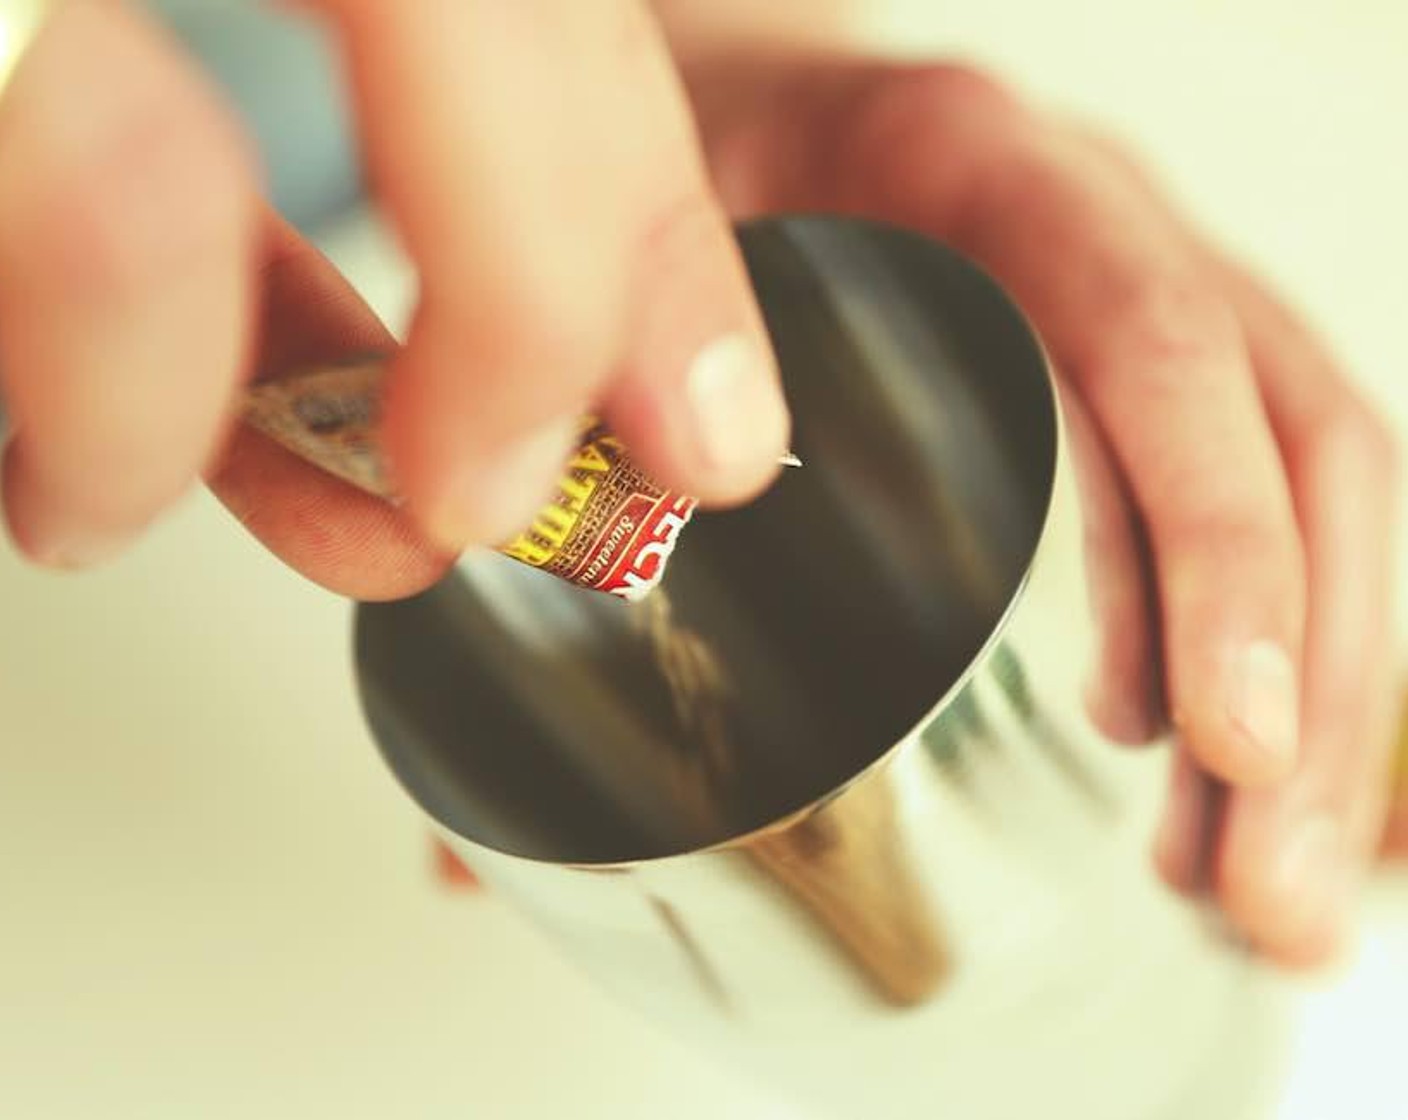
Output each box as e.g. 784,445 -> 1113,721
648,894 -> 735,1017
354,218 -> 1285,1120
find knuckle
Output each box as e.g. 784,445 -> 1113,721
1101,277 -> 1241,382
840,63 -> 1027,183
1166,503 -> 1293,559
856,62 -> 1021,136
1160,505 -> 1304,597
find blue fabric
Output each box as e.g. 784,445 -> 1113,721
145,0 -> 362,234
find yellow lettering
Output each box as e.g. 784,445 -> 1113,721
499,437 -> 613,566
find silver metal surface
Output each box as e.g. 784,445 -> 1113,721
354,217 -> 1285,1119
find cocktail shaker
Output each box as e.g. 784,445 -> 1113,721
354,217 -> 1285,1119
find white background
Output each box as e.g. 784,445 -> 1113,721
2,2 -> 1407,1117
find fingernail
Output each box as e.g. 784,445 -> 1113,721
428,416 -> 578,551
1229,640 -> 1300,776
31,525 -> 134,570
685,333 -> 789,476
1272,814 -> 1350,938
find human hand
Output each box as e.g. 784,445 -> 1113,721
0,0 -> 789,588
4,3 -> 1397,970
683,53 -> 1399,968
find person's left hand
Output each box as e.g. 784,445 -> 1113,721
680,52 -> 1399,969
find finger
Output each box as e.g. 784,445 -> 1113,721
1061,382 -> 1161,744
316,0 -> 788,553
723,64 -> 1307,787
1153,746 -> 1201,891
433,839 -> 481,890
1209,264 -> 1399,968
0,0 -> 258,567
1153,748 -> 1229,897
1382,698 -> 1408,858
207,215 -> 452,601
952,145 -> 1307,793
1016,131 -> 1400,958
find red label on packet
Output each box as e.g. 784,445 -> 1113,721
243,363 -> 716,603
574,492 -> 698,599
499,422 -> 697,602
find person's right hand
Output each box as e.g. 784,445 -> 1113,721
0,0 -> 790,593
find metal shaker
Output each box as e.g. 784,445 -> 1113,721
353,217 -> 1286,1120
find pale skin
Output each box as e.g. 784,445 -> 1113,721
0,0 -> 1397,970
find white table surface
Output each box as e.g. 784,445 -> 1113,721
2,2 -> 1406,1117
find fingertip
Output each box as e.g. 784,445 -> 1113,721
1152,819 -> 1194,897
1262,919 -> 1357,975
2,439 -> 146,570
387,398 -> 581,556
1084,673 -> 1159,746
610,186 -> 791,508
1150,747 -> 1209,896
1177,726 -> 1293,790
210,426 -> 454,601
1218,807 -> 1358,971
680,332 -> 791,502
609,331 -> 790,509
0,0 -> 260,569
